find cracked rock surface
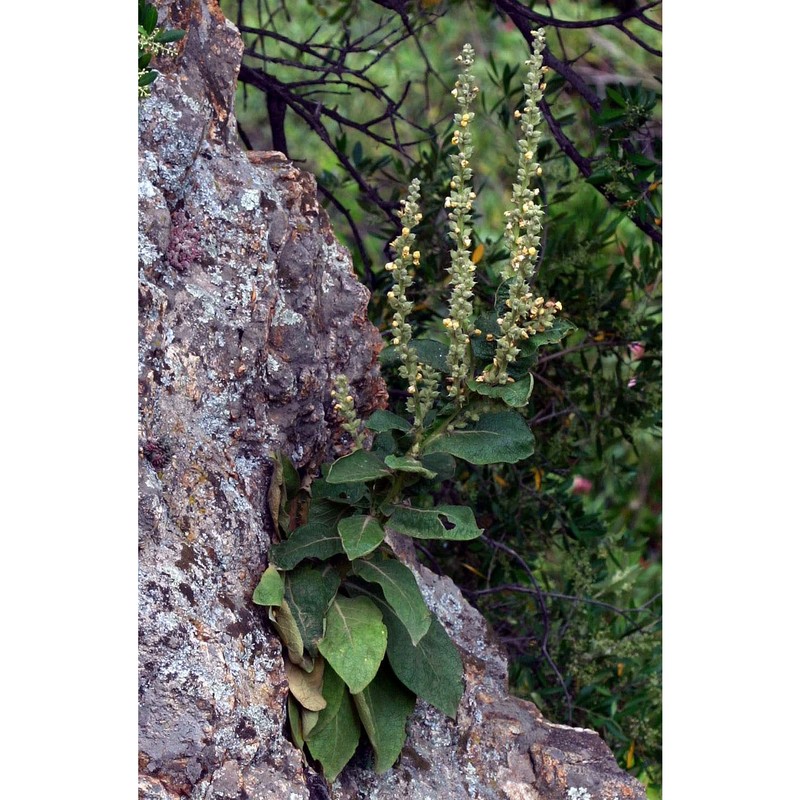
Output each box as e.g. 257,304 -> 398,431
138,3 -> 646,799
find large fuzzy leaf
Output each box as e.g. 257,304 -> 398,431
338,515 -> 385,560
466,372 -> 534,407
365,409 -> 411,433
420,452 -> 456,480
284,563 -> 340,654
268,601 -> 313,672
287,657 -> 327,712
287,695 -> 305,750
352,555 -> 431,645
421,411 -> 534,465
318,595 -> 388,694
385,613 -> 463,718
326,450 -> 393,484
269,523 -> 344,570
351,588 -> 463,718
412,338 -> 450,373
384,454 -> 437,479
354,665 -> 416,773
387,504 -> 483,541
305,668 -> 361,780
252,564 -> 284,607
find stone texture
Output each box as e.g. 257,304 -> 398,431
330,535 -> 645,800
138,3 -> 646,799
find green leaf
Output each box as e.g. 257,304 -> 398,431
312,473 -> 368,505
354,665 -> 416,773
390,614 -> 463,718
467,372 -> 534,407
384,454 -> 437,479
267,454 -> 290,532
301,708 -> 320,737
353,589 -> 463,718
138,70 -> 158,87
366,409 -> 411,433
338,515 -> 385,560
379,344 -> 400,367
326,450 -> 392,484
154,28 -> 185,43
370,430 -> 398,459
279,452 -> 300,498
422,411 -> 534,465
252,565 -> 284,606
412,338 -> 449,373
287,695 -> 305,750
352,555 -> 432,645
470,314 -> 502,361
269,601 -> 313,671
284,563 -> 341,654
139,2 -> 158,33
520,317 -> 576,352
306,497 -> 353,529
387,504 -> 483,541
318,595 -> 387,694
420,452 -> 456,480
269,523 -> 344,570
306,668 -> 361,780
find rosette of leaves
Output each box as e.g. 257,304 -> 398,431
253,345 -> 570,780
138,0 -> 185,98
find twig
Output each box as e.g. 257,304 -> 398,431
482,536 -> 574,721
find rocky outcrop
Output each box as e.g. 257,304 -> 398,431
138,2 -> 646,799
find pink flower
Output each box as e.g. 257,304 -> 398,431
629,342 -> 645,361
628,377 -> 637,388
571,475 -> 593,495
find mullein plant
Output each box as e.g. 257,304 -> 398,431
252,28 -> 573,784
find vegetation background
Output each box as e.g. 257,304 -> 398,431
221,0 -> 662,795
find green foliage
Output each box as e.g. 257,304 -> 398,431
353,665 -> 417,773
421,411 -> 536,465
352,555 -> 432,645
138,0 -> 185,99
318,595 -> 388,694
231,1 -> 662,788
252,33 -> 574,782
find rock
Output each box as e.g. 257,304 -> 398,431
138,3 -> 647,799
333,533 -> 646,800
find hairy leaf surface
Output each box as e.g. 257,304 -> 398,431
467,372 -> 534,407
269,601 -> 313,671
269,522 -> 344,570
305,668 -> 361,780
352,555 -> 431,645
326,450 -> 393,484
338,515 -> 385,560
421,411 -> 534,464
352,588 -> 463,718
354,665 -> 416,773
287,658 -> 327,711
284,563 -> 340,654
387,504 -> 483,541
366,409 -> 412,433
318,595 -> 387,694
252,564 -> 284,607
287,695 -> 305,750
384,454 -> 437,479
